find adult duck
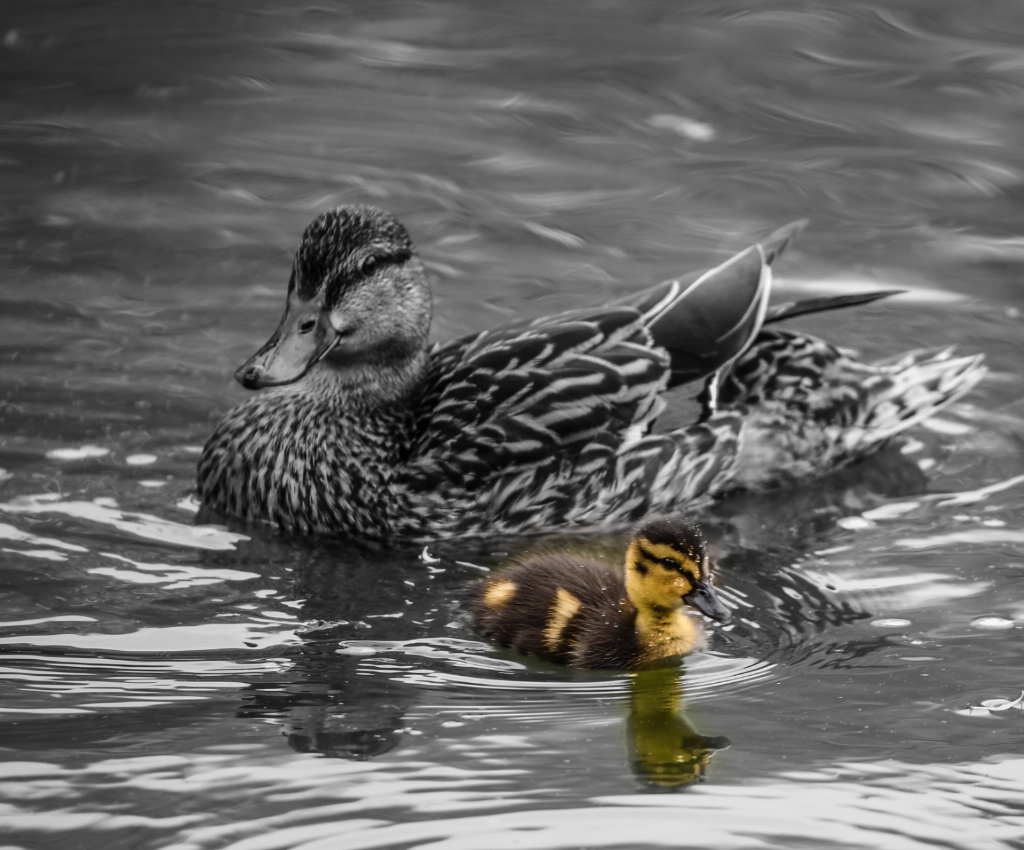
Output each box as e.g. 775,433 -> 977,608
197,205 -> 984,540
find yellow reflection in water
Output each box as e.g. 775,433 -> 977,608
627,666 -> 729,789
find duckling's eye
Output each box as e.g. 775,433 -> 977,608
358,255 -> 379,277
659,557 -> 680,571
298,319 -> 316,335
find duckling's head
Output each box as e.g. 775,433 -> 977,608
624,516 -> 730,623
235,205 -> 432,399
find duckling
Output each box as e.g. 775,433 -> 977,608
468,515 -> 729,669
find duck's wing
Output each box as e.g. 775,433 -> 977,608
407,308 -> 670,490
399,325 -> 743,534
427,219 -> 814,401
617,245 -> 770,388
613,220 -> 808,389
402,222 -> 908,508
403,221 -> 812,490
623,220 -> 908,388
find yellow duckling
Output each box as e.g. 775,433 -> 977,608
468,516 -> 729,669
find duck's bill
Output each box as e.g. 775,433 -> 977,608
234,292 -> 337,389
685,580 -> 731,623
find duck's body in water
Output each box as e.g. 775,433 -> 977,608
198,205 -> 985,541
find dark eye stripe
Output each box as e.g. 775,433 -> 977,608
638,544 -> 685,574
637,543 -> 661,564
354,244 -> 412,279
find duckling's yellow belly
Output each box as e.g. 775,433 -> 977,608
631,615 -> 706,666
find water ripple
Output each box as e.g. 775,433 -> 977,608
6,752 -> 1013,850
1,1 -> 1023,847
334,636 -> 777,705
0,648 -> 293,717
0,494 -> 248,551
0,622 -> 299,654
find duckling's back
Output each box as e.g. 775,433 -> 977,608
468,551 -> 641,668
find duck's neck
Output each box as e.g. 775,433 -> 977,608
198,353 -> 426,538
633,605 -> 703,664
316,343 -> 429,411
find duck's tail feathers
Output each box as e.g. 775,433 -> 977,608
625,221 -> 816,391
759,219 -> 808,266
841,348 -> 986,457
766,289 -> 904,324
639,245 -> 771,388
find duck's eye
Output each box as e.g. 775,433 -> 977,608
298,319 -> 316,335
659,557 -> 680,571
358,256 -> 379,277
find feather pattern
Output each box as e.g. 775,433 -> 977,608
197,206 -> 986,541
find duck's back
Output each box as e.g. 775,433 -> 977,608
468,552 -> 641,668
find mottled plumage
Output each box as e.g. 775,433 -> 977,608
197,205 -> 986,540
468,515 -> 728,669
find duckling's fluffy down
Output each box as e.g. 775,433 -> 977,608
469,551 -> 678,669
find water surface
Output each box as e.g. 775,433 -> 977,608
2,2 -> 1024,848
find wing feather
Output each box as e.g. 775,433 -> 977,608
406,306 -> 670,495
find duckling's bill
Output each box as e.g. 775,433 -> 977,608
685,578 -> 730,623
235,289 -> 338,389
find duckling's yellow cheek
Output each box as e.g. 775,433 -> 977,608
483,578 -> 517,609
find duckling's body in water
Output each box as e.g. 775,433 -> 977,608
468,516 -> 729,669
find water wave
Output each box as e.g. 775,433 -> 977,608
0,493 -> 248,551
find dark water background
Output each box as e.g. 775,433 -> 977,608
2,2 -> 1024,848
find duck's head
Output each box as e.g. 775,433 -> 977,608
624,516 -> 730,623
235,205 -> 432,397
